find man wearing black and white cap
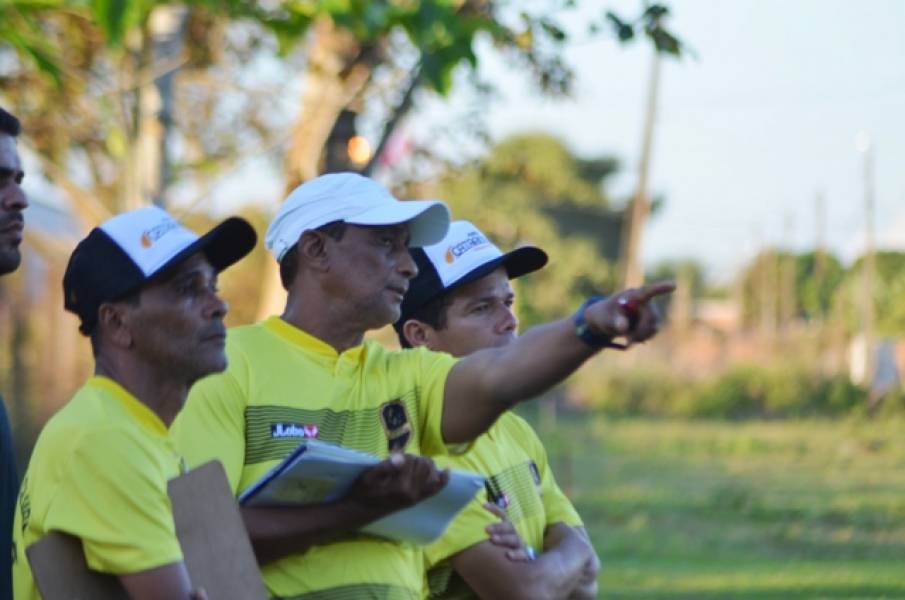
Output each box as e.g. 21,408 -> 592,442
13,207 -> 256,600
396,221 -> 599,599
173,172 -> 671,599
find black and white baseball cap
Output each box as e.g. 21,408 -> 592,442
63,206 -> 257,335
265,172 -> 450,261
395,220 -> 548,333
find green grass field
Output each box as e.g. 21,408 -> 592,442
539,416 -> 905,599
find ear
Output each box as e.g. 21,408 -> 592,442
402,319 -> 434,349
97,302 -> 134,350
296,230 -> 330,273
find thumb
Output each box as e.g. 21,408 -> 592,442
612,312 -> 629,334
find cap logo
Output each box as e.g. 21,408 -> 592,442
445,231 -> 489,264
140,219 -> 179,249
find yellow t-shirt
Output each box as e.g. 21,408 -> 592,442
424,413 -> 583,599
171,316 -> 457,599
12,376 -> 185,600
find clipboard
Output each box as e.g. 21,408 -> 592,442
26,461 -> 267,600
239,439 -> 484,544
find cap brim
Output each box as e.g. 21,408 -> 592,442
345,200 -> 450,247
450,245 -> 548,290
151,216 -> 257,279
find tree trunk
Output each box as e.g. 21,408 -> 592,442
283,18 -> 376,190
256,18 -> 377,320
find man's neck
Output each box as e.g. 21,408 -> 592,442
95,357 -> 188,427
281,303 -> 364,354
282,290 -> 367,354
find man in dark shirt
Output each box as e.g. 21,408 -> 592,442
0,106 -> 28,599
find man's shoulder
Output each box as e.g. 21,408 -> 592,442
363,341 -> 453,370
225,320 -> 272,348
31,403 -> 156,475
493,413 -> 545,455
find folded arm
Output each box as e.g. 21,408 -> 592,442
119,562 -> 203,600
449,520 -> 595,600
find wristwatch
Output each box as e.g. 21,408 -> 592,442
573,295 -> 641,350
572,296 -> 612,349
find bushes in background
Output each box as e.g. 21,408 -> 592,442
570,364 -> 898,419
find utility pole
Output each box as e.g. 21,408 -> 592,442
148,6 -> 187,208
856,132 -> 876,387
621,49 -> 661,288
814,190 -> 826,308
780,213 -> 796,331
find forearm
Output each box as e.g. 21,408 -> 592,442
531,524 -> 595,599
549,526 -> 599,600
118,562 -> 195,599
443,319 -> 596,443
452,530 -> 591,600
241,499 -> 389,565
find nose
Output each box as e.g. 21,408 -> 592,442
398,248 -> 418,280
1,179 -> 27,212
497,305 -> 518,335
204,291 -> 228,320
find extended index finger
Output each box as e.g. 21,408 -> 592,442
633,280 -> 676,303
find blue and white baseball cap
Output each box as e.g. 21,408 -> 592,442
265,172 -> 450,262
63,206 -> 257,334
395,220 -> 548,331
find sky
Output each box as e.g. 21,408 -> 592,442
412,0 -> 905,281
21,1 -> 903,284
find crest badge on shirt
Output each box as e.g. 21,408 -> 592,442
529,461 -> 541,486
379,399 -> 412,452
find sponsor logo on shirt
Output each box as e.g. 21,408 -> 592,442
270,422 -> 319,439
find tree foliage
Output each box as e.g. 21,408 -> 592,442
425,132 -> 623,326
832,251 -> 905,338
737,248 -> 905,338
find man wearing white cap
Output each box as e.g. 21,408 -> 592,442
13,207 -> 257,599
173,172 -> 671,599
396,221 -> 599,599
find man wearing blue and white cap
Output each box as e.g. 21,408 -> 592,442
13,207 -> 256,600
396,221 -> 599,599
173,172 -> 671,599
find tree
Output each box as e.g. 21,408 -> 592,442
424,132 -> 624,326
738,249 -> 846,331
1,1 -> 685,446
646,258 -> 705,329
832,251 -> 905,338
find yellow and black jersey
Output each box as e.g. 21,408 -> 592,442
172,316 -> 457,599
13,376 -> 185,600
424,413 -> 583,599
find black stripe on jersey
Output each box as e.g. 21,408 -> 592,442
244,393 -> 421,464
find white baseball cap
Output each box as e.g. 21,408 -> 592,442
396,220 -> 548,333
265,172 -> 450,261
63,206 -> 257,334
